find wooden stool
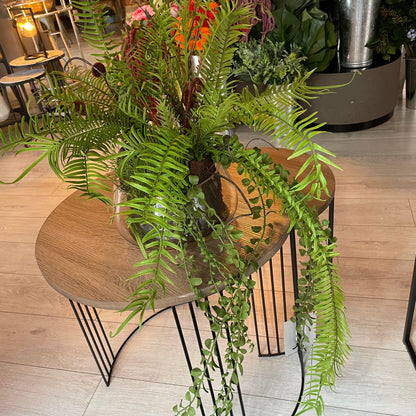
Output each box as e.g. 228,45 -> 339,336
0,68 -> 46,120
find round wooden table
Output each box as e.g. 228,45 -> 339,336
35,186 -> 290,310
34,151 -> 292,406
9,49 -> 65,71
35,146 -> 334,311
34,147 -> 335,408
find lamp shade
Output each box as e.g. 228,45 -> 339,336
7,6 -> 47,59
16,15 -> 37,37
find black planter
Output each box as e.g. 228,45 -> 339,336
302,53 -> 403,132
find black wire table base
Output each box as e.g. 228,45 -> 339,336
69,300 -> 168,386
69,298 -> 246,414
251,198 -> 335,357
70,293 -> 304,415
173,302 -> 246,416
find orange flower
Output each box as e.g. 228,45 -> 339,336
190,26 -> 211,51
172,1 -> 218,51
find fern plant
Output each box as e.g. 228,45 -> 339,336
0,1 -> 350,415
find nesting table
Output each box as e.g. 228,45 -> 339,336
0,68 -> 45,119
9,49 -> 65,72
35,146 -> 335,415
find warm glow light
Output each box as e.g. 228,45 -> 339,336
17,17 -> 36,38
22,21 -> 34,31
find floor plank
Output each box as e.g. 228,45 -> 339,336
320,347 -> 416,416
334,198 -> 415,227
336,225 -> 416,261
0,272 -> 73,317
338,257 -> 414,300
0,362 -> 100,416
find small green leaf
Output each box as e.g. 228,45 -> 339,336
247,185 -> 255,194
190,277 -> 202,286
230,229 -> 244,240
188,175 -> 199,185
191,368 -> 202,377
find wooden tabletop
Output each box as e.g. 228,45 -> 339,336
35,147 -> 334,310
0,68 -> 45,85
9,50 -> 65,68
263,147 -> 335,213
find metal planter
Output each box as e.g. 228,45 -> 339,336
339,0 -> 381,68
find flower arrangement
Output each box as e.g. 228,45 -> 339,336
128,1 -> 218,48
0,0 -> 350,414
174,1 -> 219,51
370,0 -> 416,60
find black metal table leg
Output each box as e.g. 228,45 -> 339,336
250,190 -> 336,357
248,227 -> 307,415
69,299 -> 168,386
403,257 -> 416,370
172,301 -> 247,415
251,253 -> 288,357
251,229 -> 299,358
188,302 -> 217,407
70,300 -> 114,385
172,305 -> 206,416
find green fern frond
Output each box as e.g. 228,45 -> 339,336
71,0 -> 119,57
225,142 -> 350,416
235,79 -> 340,200
43,66 -> 115,109
199,1 -> 251,95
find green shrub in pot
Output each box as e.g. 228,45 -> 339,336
233,0 -> 337,85
368,0 -> 416,60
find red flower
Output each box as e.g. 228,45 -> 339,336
173,1 -> 219,51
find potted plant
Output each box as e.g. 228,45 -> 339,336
369,0 -> 416,108
291,0 -> 404,131
369,0 -> 416,60
0,0 -> 349,414
231,38 -> 307,86
232,0 -> 337,87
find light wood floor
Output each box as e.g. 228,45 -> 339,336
1,29 -> 416,416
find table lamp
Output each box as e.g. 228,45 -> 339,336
8,7 -> 48,60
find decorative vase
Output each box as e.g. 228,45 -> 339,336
113,162 -> 238,245
338,0 -> 381,69
406,58 -> 416,110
